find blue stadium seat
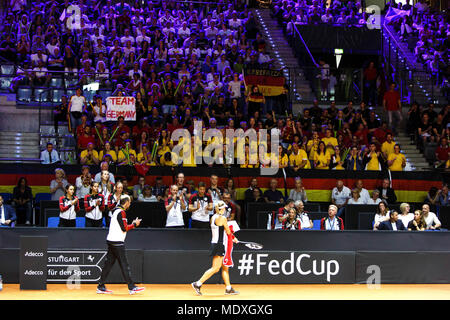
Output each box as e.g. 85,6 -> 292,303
65,78 -> 78,88
98,90 -> 111,100
52,89 -> 65,103
33,88 -> 49,102
84,90 -> 96,102
66,89 -> 76,98
1,64 -> 15,75
312,219 -> 321,230
47,217 -> 59,227
34,193 -> 52,216
17,87 -> 32,102
76,217 -> 85,228
50,77 -> 63,88
0,76 -> 13,89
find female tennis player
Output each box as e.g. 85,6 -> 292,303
191,200 -> 240,295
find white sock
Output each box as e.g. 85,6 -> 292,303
196,281 -> 202,287
226,286 -> 232,290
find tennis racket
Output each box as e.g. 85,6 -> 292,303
238,241 -> 264,250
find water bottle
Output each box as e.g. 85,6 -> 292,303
0,275 -> 3,291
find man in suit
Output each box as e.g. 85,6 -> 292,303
40,142 -> 60,164
376,178 -> 397,204
378,210 -> 406,231
0,195 -> 17,227
244,178 -> 263,203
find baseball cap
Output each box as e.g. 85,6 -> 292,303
216,200 -> 228,210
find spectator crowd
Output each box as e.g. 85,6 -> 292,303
386,0 -> 449,88
1,170 -> 447,231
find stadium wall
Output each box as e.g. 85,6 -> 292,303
1,228 -> 449,284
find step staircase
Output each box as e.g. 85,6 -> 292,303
394,130 -> 432,171
382,22 -> 448,105
39,122 -> 78,164
254,9 -> 315,103
0,132 -> 41,163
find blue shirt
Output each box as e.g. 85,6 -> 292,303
40,149 -> 60,164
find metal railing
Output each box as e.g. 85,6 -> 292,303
381,20 -> 449,105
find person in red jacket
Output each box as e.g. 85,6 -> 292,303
320,205 -> 344,230
84,181 -> 106,228
58,184 -> 80,227
383,83 -> 402,134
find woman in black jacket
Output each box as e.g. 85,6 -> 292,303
12,177 -> 33,225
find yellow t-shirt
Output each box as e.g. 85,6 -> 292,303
80,150 -> 99,165
333,155 -> 345,170
157,139 -> 173,157
240,153 -> 259,168
314,151 -> 330,169
388,152 -> 406,171
99,150 -> 117,162
289,149 -> 310,169
366,152 -> 380,171
307,139 -> 320,160
321,136 -> 338,155
279,154 -> 289,167
118,149 -> 137,163
381,141 -> 396,157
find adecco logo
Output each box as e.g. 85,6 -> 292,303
24,251 -> 44,257
24,270 -> 44,276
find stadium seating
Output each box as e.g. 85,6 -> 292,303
17,87 -> 32,102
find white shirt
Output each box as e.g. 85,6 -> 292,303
348,197 -> 366,205
94,172 -> 115,184
165,197 -> 185,227
75,176 -> 92,199
120,35 -> 135,45
69,95 -> 86,113
398,213 -> 414,229
298,212 -> 312,228
136,35 -> 150,46
138,194 -> 157,202
331,186 -> 351,205
358,188 -> 371,204
177,27 -> 190,38
391,222 -> 397,231
374,212 -> 390,226
423,212 -> 441,229
367,198 -> 382,205
325,217 -> 339,230
40,149 -> 60,164
33,66 -> 48,78
0,205 -> 5,224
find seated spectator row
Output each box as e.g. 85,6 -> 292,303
386,0 -> 448,85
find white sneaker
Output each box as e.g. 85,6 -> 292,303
129,286 -> 145,295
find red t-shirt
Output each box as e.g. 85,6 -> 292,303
364,68 -> 377,81
383,90 -> 400,111
78,134 -> 96,150
435,145 -> 449,161
354,128 -> 369,146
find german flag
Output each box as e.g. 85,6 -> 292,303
243,67 -> 286,96
0,164 -> 445,204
